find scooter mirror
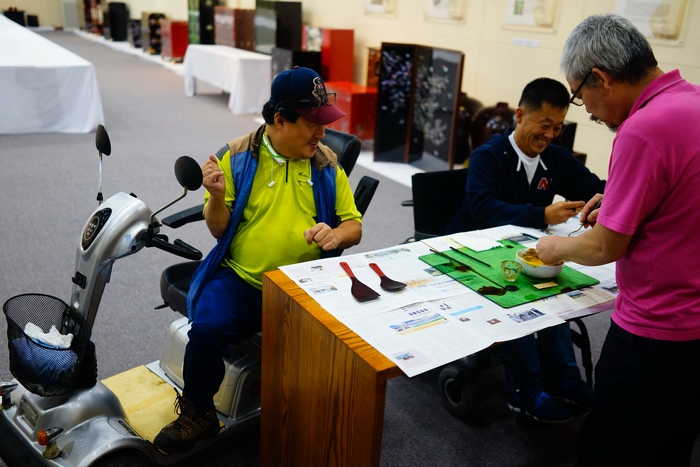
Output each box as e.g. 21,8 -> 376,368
174,156 -> 203,191
95,125 -> 111,156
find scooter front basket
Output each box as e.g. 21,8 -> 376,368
3,293 -> 92,396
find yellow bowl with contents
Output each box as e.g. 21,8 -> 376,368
515,248 -> 563,278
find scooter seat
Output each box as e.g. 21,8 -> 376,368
160,260 -> 201,316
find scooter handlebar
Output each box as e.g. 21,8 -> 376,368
146,234 -> 203,260
161,204 -> 205,228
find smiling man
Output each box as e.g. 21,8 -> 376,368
535,14 -> 700,467
447,78 -> 605,424
154,67 -> 362,453
450,77 -> 605,233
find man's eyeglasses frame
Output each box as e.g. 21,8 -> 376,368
569,70 -> 592,107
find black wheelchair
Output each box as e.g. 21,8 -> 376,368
405,168 -> 594,421
158,129 -> 380,318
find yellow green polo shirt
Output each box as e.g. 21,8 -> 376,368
204,135 -> 362,289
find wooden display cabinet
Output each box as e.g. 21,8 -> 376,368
214,7 -> 255,51
188,0 -> 220,45
320,29 -> 353,82
366,47 -> 380,88
271,48 -> 321,79
325,81 -> 377,141
160,19 -> 189,62
254,1 -> 302,55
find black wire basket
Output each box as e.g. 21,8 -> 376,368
3,293 -> 95,396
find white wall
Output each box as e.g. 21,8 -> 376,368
7,0 -> 699,177
294,0 -> 700,177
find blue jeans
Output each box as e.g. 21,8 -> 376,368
182,267 -> 261,410
497,322 -> 581,404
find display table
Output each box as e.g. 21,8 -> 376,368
261,223 -> 616,466
261,270 -> 403,467
183,44 -> 271,115
0,15 -> 104,134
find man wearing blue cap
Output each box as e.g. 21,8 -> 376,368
154,67 -> 363,453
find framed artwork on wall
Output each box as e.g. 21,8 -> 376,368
364,0 -> 396,16
424,0 -> 465,23
615,0 -> 689,45
502,0 -> 560,32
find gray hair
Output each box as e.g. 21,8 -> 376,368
561,14 -> 657,84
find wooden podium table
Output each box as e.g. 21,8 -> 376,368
261,270 -> 403,467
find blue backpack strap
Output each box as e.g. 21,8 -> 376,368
311,164 -> 341,258
186,149 -> 258,319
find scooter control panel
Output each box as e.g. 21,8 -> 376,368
81,208 -> 112,250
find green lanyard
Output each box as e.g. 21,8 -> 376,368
262,132 -> 287,165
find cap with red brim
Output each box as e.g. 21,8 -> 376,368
297,104 -> 346,125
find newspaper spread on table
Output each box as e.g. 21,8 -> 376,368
279,221 -> 617,377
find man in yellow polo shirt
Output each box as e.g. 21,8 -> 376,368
154,67 -> 362,453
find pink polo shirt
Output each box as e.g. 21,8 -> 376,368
597,70 -> 700,341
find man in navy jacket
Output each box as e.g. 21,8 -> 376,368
451,79 -> 605,232
451,78 -> 605,423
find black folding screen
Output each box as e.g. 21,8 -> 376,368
374,43 -> 417,163
271,48 -> 321,80
374,43 -> 464,165
410,48 -> 465,163
254,1 -> 301,55
127,18 -> 141,48
105,2 -> 128,42
142,12 -> 166,55
188,0 -> 220,45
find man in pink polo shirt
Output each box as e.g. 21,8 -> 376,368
536,14 -> 700,467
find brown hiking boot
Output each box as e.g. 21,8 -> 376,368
153,391 -> 220,454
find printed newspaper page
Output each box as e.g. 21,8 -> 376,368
279,223 -> 616,377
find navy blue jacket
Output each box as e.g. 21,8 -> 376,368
449,133 -> 605,232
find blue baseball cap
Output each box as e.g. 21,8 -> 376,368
267,67 -> 345,125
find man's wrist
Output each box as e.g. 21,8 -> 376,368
329,227 -> 342,249
207,193 -> 226,206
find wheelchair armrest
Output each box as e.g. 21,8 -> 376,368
162,204 -> 205,228
353,176 -> 379,216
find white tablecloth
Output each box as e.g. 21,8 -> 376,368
0,16 -> 104,134
183,45 -> 271,115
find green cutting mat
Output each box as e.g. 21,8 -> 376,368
419,240 -> 599,308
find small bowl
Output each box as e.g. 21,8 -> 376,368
515,248 -> 563,279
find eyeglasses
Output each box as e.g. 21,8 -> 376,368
569,70 -> 592,107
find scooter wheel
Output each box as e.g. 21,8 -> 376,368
438,363 -> 478,420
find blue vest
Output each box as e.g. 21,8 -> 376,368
186,141 -> 339,320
